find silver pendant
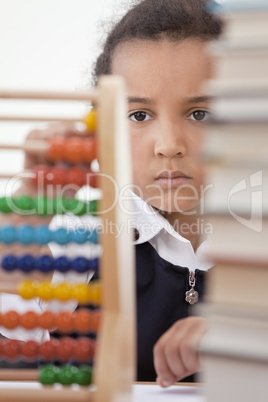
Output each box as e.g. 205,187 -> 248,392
185,288 -> 199,305
185,270 -> 199,305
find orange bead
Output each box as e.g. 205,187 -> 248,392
57,311 -> 73,333
64,138 -> 84,164
20,340 -> 38,361
67,168 -> 87,188
51,166 -> 67,186
73,338 -> 94,362
38,311 -> 56,330
73,309 -> 92,333
39,339 -> 59,361
91,310 -> 101,332
48,138 -> 65,162
56,337 -> 75,361
2,311 -> 20,329
4,340 -> 20,360
82,138 -> 97,163
20,311 -> 38,330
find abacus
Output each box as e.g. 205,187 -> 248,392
0,77 -> 135,402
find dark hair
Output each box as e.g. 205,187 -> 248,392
93,0 -> 223,84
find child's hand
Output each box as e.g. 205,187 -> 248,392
153,316 -> 207,387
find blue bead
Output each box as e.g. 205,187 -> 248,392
87,230 -> 98,244
69,230 -> 87,244
0,225 -> 16,244
17,255 -> 35,273
34,226 -> 51,245
52,228 -> 69,245
54,256 -> 70,273
36,255 -> 54,273
16,225 -> 34,245
1,254 -> 17,271
71,257 -> 88,273
88,258 -> 99,273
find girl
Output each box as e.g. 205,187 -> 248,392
0,0 -> 223,386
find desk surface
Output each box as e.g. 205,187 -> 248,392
0,382 -> 205,402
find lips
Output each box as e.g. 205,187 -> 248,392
155,171 -> 191,188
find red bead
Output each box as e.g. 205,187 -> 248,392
67,168 -> 87,188
73,309 -> 92,333
51,166 -> 67,186
4,340 -> 20,360
20,311 -> 38,330
64,138 -> 84,164
20,340 -> 38,361
56,337 -> 75,361
57,311 -> 73,333
88,172 -> 99,188
73,338 -> 94,362
39,339 -> 58,361
91,311 -> 101,333
32,165 -> 50,189
2,311 -> 20,329
38,311 -> 56,331
82,138 -> 97,163
48,138 -> 65,162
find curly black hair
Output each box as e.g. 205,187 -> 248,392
93,0 -> 223,84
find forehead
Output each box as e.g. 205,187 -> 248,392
111,39 -> 213,99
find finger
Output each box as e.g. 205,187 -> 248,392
153,332 -> 179,387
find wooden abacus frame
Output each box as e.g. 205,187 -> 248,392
0,76 -> 136,402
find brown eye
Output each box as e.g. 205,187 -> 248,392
129,111 -> 151,122
193,111 -> 206,121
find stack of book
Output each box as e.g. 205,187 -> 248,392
199,1 -> 268,401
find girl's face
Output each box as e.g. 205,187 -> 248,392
111,39 -> 213,214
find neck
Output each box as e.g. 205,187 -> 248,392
161,210 -> 201,252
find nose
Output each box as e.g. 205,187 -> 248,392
154,121 -> 186,158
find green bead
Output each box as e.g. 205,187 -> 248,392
74,200 -> 87,216
89,200 -> 98,216
74,365 -> 92,386
39,364 -> 60,385
61,197 -> 77,212
0,197 -> 12,213
57,365 -> 78,386
34,197 -> 48,216
15,195 -> 33,212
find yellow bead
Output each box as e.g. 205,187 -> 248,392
72,284 -> 89,304
38,282 -> 54,300
18,281 -> 37,300
53,283 -> 73,301
91,282 -> 101,306
83,109 -> 97,132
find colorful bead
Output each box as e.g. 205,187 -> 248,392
1,254 -> 17,272
15,225 -> 34,245
38,311 -> 56,331
57,364 -> 78,386
0,225 -> 16,244
56,337 -> 75,361
71,257 -> 89,273
4,340 -> 20,360
53,256 -> 70,273
87,229 -> 98,244
73,309 -> 92,333
74,365 -> 92,386
69,229 -> 88,244
67,167 -> 87,188
39,364 -> 60,385
64,138 -> 84,164
20,340 -> 38,361
34,226 -> 51,244
0,197 -> 12,213
72,284 -> 90,304
48,138 -> 65,162
51,228 -> 69,245
57,311 -> 73,333
17,255 -> 35,273
53,283 -> 73,301
83,109 -> 97,132
36,255 -> 54,273
73,338 -> 94,362
18,281 -> 37,300
38,282 -> 55,300
20,311 -> 38,330
39,339 -> 58,361
14,195 -> 33,213
82,138 -> 97,163
1,311 -> 20,330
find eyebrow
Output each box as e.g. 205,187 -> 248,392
185,96 -> 214,104
127,96 -> 153,105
